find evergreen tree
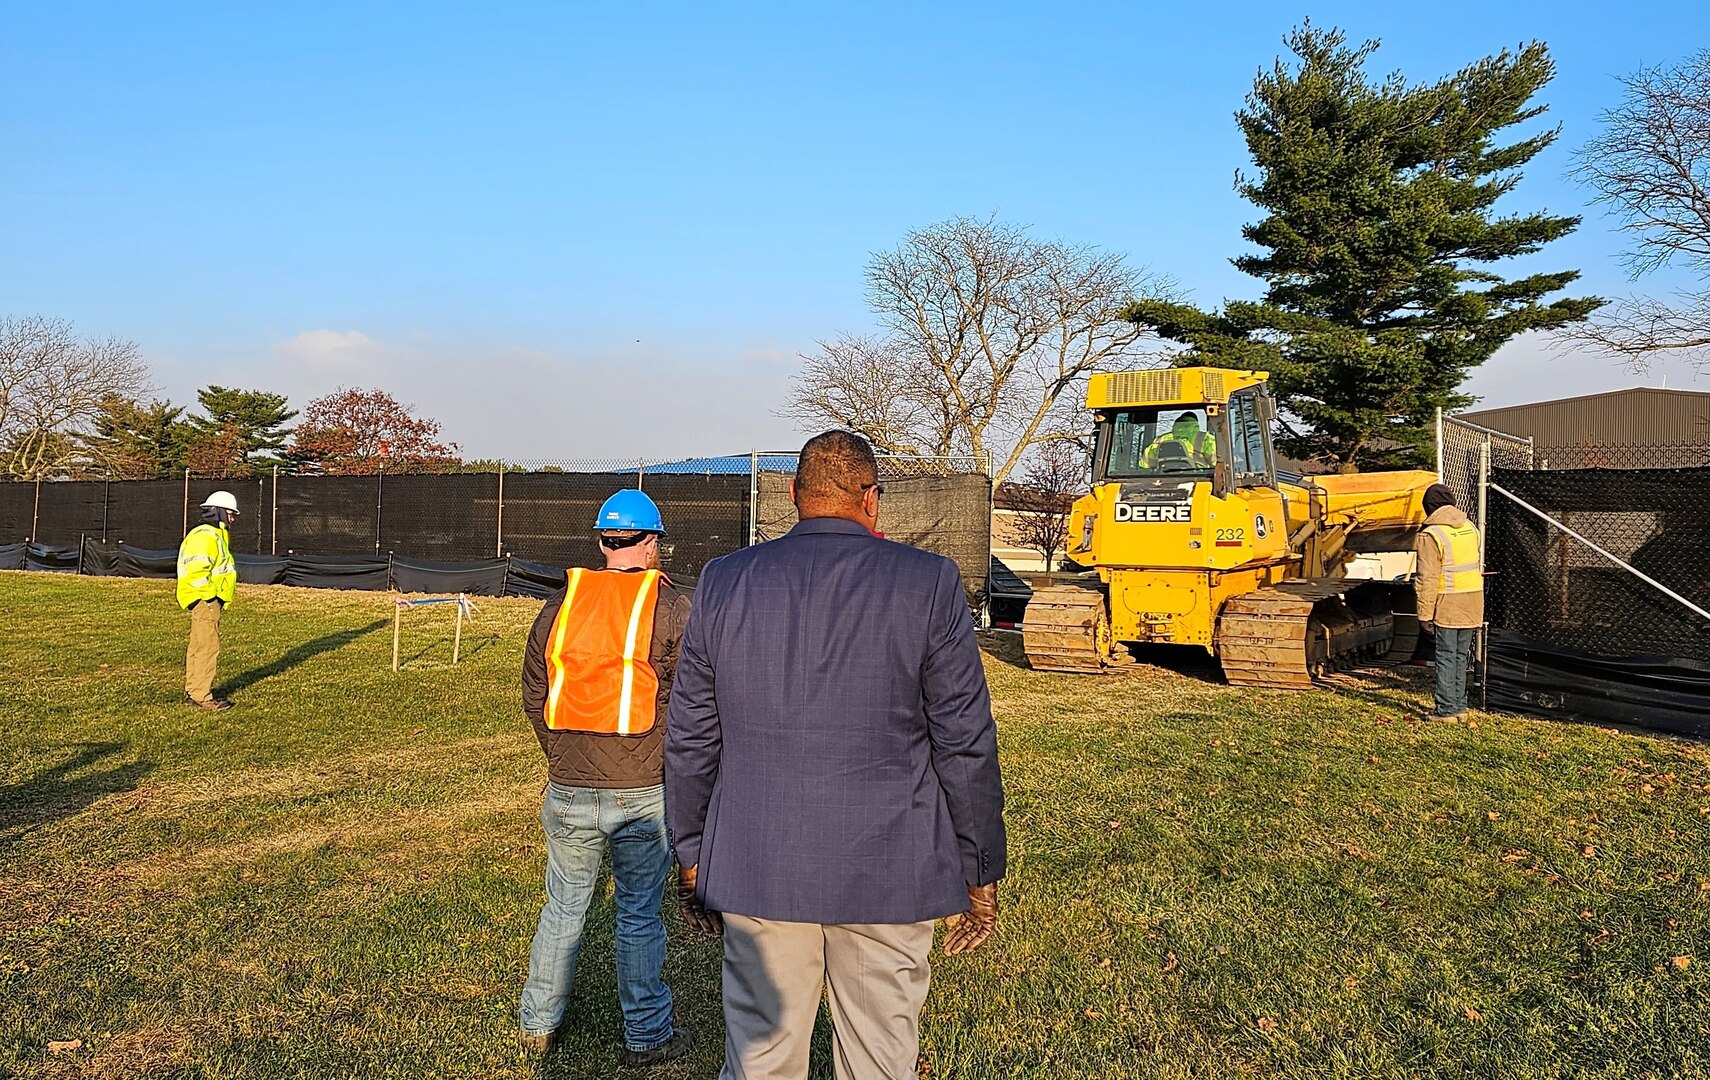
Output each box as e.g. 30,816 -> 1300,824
189,386 -> 297,471
1126,24 -> 1602,470
84,397 -> 196,478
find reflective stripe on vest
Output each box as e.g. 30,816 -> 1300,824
543,568 -> 663,735
1426,522 -> 1483,594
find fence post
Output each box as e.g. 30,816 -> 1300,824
495,463 -> 505,558
271,466 -> 279,555
375,466 -> 385,555
30,475 -> 41,541
182,469 -> 190,535
748,451 -> 759,547
1476,437 -> 1490,554
102,480 -> 110,542
1434,407 -> 1444,482
637,458 -> 645,489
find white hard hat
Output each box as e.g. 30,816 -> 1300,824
201,490 -> 240,513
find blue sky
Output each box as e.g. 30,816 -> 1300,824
4,2 -> 1707,459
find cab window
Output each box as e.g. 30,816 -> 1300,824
1225,389 -> 1273,485
1102,408 -> 1215,479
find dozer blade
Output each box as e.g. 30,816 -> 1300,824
1217,580 -> 1395,690
1019,585 -> 1111,673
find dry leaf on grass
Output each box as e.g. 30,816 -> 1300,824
48,1040 -> 82,1054
1084,1007 -> 1103,1019
1672,956 -> 1692,970
1462,1006 -> 1483,1022
1256,1017 -> 1277,1032
1161,952 -> 1179,974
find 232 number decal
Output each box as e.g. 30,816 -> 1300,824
1214,527 -> 1245,546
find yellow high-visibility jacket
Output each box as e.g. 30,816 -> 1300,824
1141,429 -> 1216,468
177,524 -> 236,610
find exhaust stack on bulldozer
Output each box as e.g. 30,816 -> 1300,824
1018,367 -> 1437,687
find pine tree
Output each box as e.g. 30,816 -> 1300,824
84,397 -> 196,478
189,386 -> 297,473
1126,24 -> 1602,470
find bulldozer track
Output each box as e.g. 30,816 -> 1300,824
1019,585 -> 1111,673
1217,580 -> 1395,689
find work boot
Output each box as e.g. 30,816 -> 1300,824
623,1027 -> 692,1068
517,1029 -> 557,1057
184,693 -> 234,711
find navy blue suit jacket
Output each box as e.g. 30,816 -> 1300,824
664,516 -> 1006,925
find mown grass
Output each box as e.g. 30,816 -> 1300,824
2,573 -> 1707,1079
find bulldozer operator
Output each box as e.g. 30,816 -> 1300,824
1141,412 -> 1216,470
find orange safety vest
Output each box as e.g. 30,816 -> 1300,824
544,568 -> 663,735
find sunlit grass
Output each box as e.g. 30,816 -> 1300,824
2,574 -> 1706,1078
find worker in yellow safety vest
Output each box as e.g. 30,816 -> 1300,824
1414,483 -> 1484,720
178,490 -> 240,711
1141,413 -> 1216,470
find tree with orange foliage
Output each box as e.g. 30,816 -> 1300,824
288,388 -> 459,474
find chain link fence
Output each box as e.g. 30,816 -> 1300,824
751,453 -> 992,604
1436,411 -> 1535,532
1534,442 -> 1710,470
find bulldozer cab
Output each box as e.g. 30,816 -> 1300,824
1092,378 -> 1278,496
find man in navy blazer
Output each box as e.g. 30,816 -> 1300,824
666,430 -> 1006,1080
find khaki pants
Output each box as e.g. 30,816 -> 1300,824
720,914 -> 934,1080
185,600 -> 223,703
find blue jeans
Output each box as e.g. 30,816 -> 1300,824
519,782 -> 674,1051
1433,626 -> 1476,716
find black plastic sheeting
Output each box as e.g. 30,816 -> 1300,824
1487,633 -> 1710,739
391,557 -> 508,596
25,542 -> 79,572
283,554 -> 390,591
503,558 -> 569,599
13,545 -> 694,600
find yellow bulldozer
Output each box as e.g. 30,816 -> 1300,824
1019,366 -> 1438,688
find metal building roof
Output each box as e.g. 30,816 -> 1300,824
1459,387 -> 1710,449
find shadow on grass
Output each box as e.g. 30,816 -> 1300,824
397,633 -> 501,671
219,617 -> 390,696
0,740 -> 153,845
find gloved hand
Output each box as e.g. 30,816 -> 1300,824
940,883 -> 998,955
677,864 -> 723,937
1419,619 -> 1435,633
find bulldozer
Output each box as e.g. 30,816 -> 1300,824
1019,367 -> 1438,688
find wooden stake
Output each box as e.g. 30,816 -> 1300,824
392,603 -> 402,672
452,594 -> 465,665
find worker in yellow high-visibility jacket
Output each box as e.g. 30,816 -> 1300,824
1414,483 -> 1483,720
178,490 -> 240,711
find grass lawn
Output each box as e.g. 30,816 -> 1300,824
3,573 -> 1708,1079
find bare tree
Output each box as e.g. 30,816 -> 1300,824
1000,440 -> 1086,570
1571,51 -> 1710,370
785,217 -> 1171,485
0,316 -> 151,479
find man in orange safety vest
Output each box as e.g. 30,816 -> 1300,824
517,489 -> 693,1067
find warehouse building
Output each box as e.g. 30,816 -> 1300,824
1460,386 -> 1710,469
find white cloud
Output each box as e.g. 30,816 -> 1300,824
277,329 -> 376,360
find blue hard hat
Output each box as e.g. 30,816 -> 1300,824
594,489 -> 665,534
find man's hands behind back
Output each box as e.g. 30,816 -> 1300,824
940,883 -> 997,955
677,864 -> 723,937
